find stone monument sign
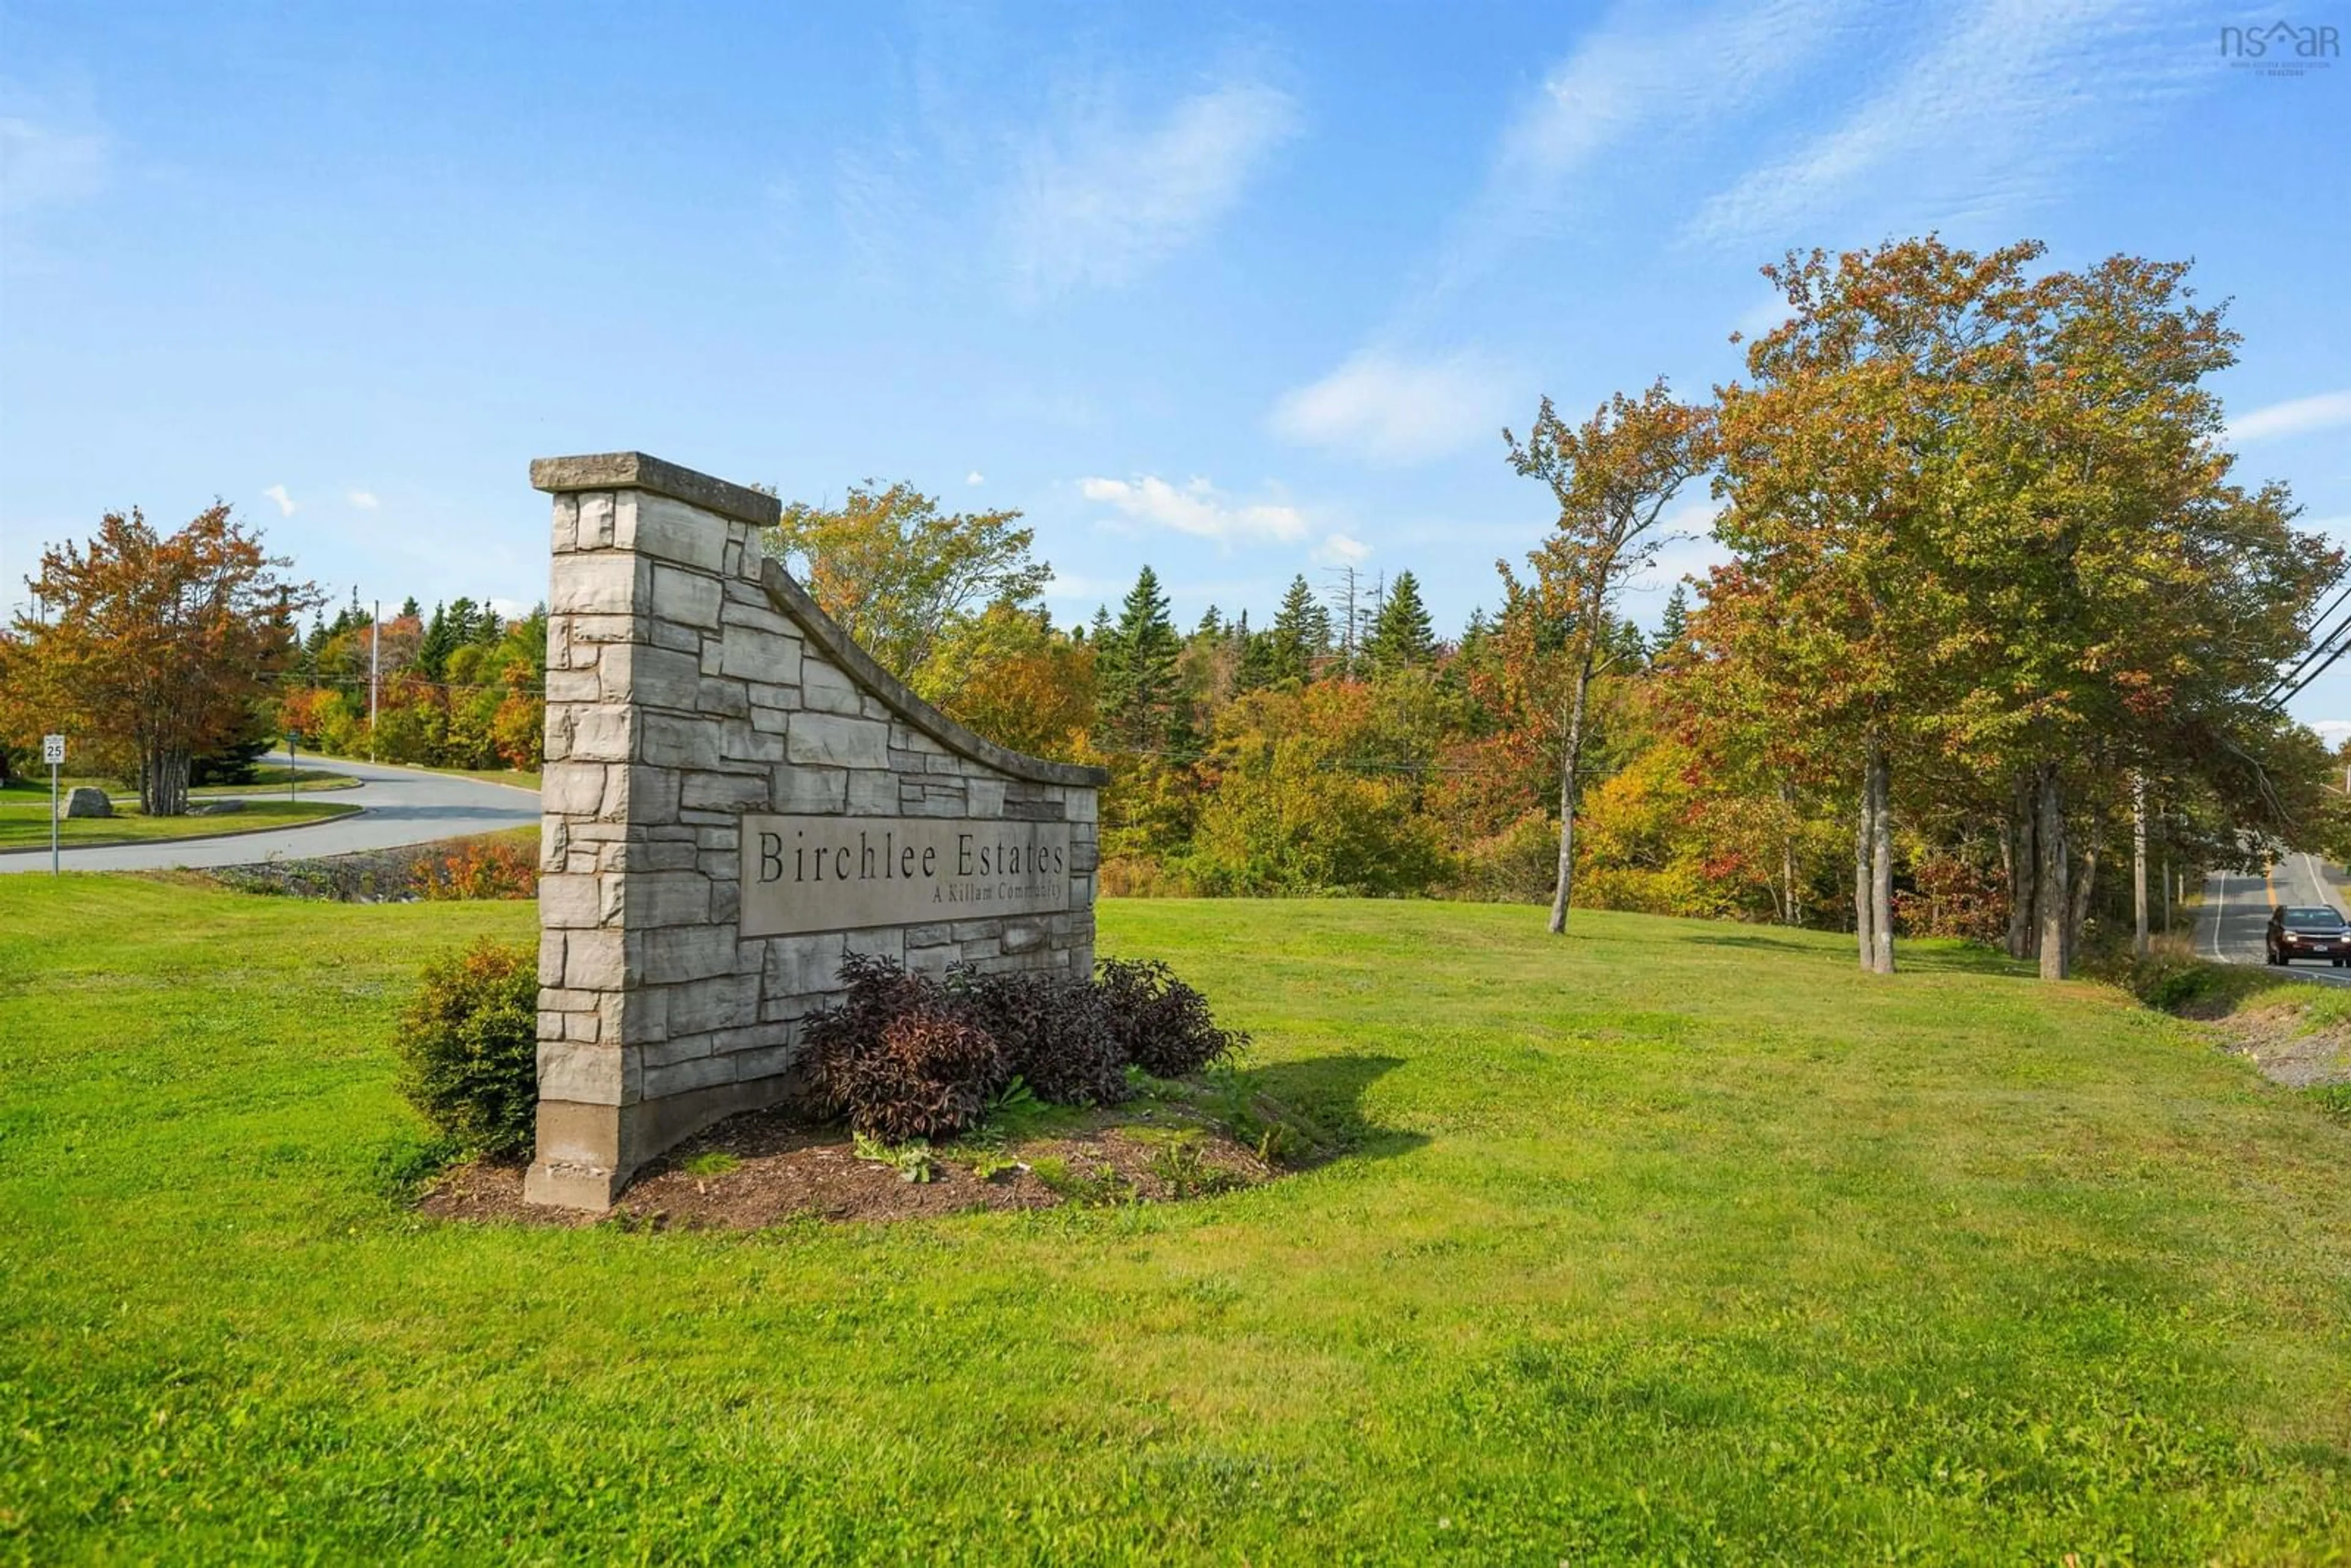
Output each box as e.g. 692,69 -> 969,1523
525,452 -> 1106,1210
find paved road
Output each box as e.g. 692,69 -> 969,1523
2197,850 -> 2351,988
0,755 -> 539,874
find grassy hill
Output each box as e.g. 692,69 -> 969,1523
1,880 -> 2345,1563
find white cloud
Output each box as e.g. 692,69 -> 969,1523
486,596 -> 536,622
1685,0 -> 2196,248
261,485 -> 297,517
1078,474 -> 1307,546
1440,0 -> 1867,284
1004,78 -> 1300,298
347,489 -> 380,510
2230,390 -> 2351,445
966,470 -> 985,486
1044,571 -> 1119,604
1313,533 -> 1373,566
2310,719 -> 2351,750
1269,350 -> 1520,466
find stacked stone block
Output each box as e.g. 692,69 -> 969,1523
524,452 -> 1104,1210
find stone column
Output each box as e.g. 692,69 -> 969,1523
524,453 -> 787,1209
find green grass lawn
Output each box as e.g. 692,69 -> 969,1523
0,784 -> 359,850
304,753 -> 542,790
1,884 -> 2345,1563
190,765 -> 359,796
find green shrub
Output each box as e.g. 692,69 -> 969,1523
394,939 -> 538,1155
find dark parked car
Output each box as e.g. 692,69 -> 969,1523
2265,904 -> 2351,966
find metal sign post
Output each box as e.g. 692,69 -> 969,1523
42,733 -> 65,876
286,730 -> 301,803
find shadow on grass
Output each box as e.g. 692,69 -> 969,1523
1683,929 -> 2028,978
1682,931 -> 1821,957
1228,1053 -> 1427,1168
1899,944 -> 2033,977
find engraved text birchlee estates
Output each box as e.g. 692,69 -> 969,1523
737,813 -> 1073,937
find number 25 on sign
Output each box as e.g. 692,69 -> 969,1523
43,734 -> 66,876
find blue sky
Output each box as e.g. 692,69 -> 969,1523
3,1 -> 2347,722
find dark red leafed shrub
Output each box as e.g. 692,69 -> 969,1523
802,954 -> 1008,1139
1095,958 -> 1248,1077
801,951 -> 1245,1135
847,1008 -> 1005,1141
395,939 -> 538,1154
950,965 -> 1127,1107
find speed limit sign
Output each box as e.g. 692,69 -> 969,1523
42,734 -> 64,765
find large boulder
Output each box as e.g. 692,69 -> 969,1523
57,786 -> 113,820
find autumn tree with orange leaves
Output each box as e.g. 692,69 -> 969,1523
3,506 -> 316,814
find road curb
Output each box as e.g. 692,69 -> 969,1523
0,804 -> 364,859
273,754 -> 542,798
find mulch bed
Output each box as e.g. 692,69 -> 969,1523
418,1105 -> 1272,1229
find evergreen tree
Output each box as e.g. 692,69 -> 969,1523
399,595 -> 421,621
1096,566 -> 1182,748
1657,582 -> 1690,650
1366,569 -> 1436,672
418,601 -> 453,681
1265,574 -> 1332,685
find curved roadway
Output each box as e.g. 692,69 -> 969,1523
2197,850 -> 2351,989
0,755 -> 539,875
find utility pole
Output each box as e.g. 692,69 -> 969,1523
369,598 -> 381,762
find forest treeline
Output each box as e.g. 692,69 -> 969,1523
7,237 -> 2344,980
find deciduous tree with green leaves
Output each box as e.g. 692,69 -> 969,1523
1502,380 -> 1715,934
766,481 -> 1051,681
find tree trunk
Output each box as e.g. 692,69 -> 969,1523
1869,743 -> 1895,974
2132,774 -> 2149,959
2036,763 -> 2069,981
2004,775 -> 2038,961
140,744 -> 186,816
148,748 -> 190,816
2069,841 -> 2100,961
1780,778 -> 1801,928
1855,768 -> 1873,972
1546,649 -> 1594,936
